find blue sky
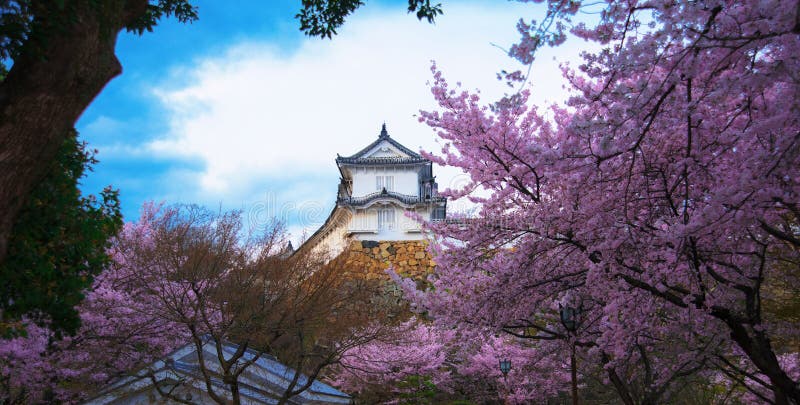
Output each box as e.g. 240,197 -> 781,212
76,0 -> 585,243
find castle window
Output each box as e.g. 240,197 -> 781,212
376,175 -> 394,191
378,208 -> 395,230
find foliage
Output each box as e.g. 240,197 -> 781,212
0,0 -> 198,68
0,0 -> 195,339
335,320 -> 454,401
352,0 -> 800,403
296,0 -> 442,39
396,375 -> 442,403
335,319 -> 573,403
0,208 -> 184,403
126,0 -> 199,35
0,203 -> 390,404
114,204 -> 389,404
0,129 -> 122,338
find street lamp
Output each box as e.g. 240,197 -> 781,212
560,303 -> 582,405
559,304 -> 581,332
499,359 -> 511,379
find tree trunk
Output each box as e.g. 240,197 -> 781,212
621,275 -> 800,403
277,367 -> 303,405
722,316 -> 800,404
601,352 -> 635,405
230,380 -> 241,405
0,0 -> 146,264
570,343 -> 578,405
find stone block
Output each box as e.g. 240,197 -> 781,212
362,240 -> 379,249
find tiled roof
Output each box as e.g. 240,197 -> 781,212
84,338 -> 350,404
338,189 -> 446,208
335,156 -> 428,165
336,124 -> 423,163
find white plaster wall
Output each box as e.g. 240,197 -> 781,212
311,215 -> 351,259
350,166 -> 420,197
347,204 -> 435,241
348,208 -> 378,232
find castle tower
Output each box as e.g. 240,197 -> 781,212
299,124 -> 446,256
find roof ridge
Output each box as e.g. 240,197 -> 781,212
339,124 -> 422,160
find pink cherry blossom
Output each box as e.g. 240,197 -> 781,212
407,0 -> 800,402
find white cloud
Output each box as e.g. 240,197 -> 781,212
82,115 -> 125,138
146,1 -> 587,241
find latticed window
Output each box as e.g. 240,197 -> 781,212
377,208 -> 395,230
376,175 -> 394,191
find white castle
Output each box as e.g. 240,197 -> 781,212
298,124 -> 447,255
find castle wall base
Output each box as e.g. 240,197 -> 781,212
333,240 -> 434,282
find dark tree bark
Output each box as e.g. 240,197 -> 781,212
0,0 -> 147,264
716,310 -> 800,404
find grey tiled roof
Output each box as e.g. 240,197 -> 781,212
338,189 -> 446,208
84,338 -> 351,405
336,124 -> 423,164
335,156 -> 428,165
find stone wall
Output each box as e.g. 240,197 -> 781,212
333,239 -> 435,282
324,239 -> 435,321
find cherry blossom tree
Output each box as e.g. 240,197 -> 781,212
335,318 -> 578,403
125,205 -> 388,405
334,320 -> 456,402
385,276 -> 730,403
0,205 -> 185,403
0,203 -> 388,404
405,0 -> 799,403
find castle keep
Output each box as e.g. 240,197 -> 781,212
298,124 -> 446,262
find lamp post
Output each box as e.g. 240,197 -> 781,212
499,359 -> 511,379
560,303 -> 582,405
498,358 -> 511,401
